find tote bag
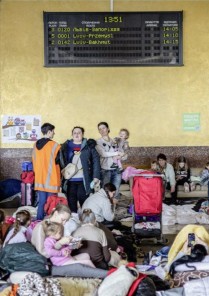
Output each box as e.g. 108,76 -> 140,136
61,163 -> 79,180
61,155 -> 80,180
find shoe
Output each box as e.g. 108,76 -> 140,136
184,182 -> 190,193
175,200 -> 183,205
169,200 -> 176,205
190,182 -> 196,192
110,163 -> 119,169
164,199 -> 171,205
136,247 -> 145,258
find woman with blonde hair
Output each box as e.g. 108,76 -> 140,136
31,204 -> 107,278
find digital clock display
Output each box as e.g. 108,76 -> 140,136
44,11 -> 183,67
104,16 -> 123,23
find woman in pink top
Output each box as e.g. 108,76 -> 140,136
44,220 -> 95,268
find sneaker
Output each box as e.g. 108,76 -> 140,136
184,182 -> 190,193
110,163 -> 119,169
164,199 -> 171,205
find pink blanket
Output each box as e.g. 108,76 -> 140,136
122,166 -> 144,182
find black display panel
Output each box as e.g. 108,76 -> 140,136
44,11 -> 183,67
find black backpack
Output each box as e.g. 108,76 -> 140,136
169,244 -> 207,277
0,242 -> 49,276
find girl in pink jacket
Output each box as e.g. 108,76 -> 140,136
43,221 -> 95,267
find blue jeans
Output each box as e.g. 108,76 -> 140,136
101,169 -> 122,198
37,191 -> 56,220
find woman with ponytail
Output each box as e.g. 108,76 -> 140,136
31,204 -> 72,257
3,210 -> 31,247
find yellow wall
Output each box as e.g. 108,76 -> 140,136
1,0 -> 209,148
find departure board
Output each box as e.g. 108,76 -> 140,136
44,11 -> 183,67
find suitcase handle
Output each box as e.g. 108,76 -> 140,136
133,174 -> 164,178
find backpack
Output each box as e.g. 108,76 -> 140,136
21,161 -> 35,185
44,195 -> 68,215
21,161 -> 33,172
0,242 -> 49,276
98,265 -> 139,296
21,171 -> 35,184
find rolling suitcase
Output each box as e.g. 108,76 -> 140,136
21,182 -> 34,206
132,171 -> 164,240
21,160 -> 35,206
132,172 -> 163,215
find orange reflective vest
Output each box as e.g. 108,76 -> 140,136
32,141 -> 61,193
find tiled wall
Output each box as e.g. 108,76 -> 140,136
123,146 -> 209,168
0,148 -> 32,180
1,147 -> 209,180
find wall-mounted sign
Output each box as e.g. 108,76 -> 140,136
44,11 -> 183,67
183,113 -> 200,131
1,115 -> 41,143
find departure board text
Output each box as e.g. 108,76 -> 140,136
44,11 -> 183,67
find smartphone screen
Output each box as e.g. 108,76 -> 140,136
188,233 -> 195,248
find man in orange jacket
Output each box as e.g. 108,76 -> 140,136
32,123 -> 61,220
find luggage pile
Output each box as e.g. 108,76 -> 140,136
20,161 -> 35,207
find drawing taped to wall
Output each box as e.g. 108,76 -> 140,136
1,115 -> 41,143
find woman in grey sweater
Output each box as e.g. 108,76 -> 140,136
82,183 -> 117,223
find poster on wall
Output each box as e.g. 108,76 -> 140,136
1,115 -> 41,143
183,113 -> 200,131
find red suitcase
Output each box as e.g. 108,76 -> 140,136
132,171 -> 164,241
21,182 -> 34,206
132,172 -> 164,215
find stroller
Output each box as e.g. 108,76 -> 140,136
132,171 -> 166,244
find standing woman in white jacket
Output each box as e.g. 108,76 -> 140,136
96,122 -> 124,199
